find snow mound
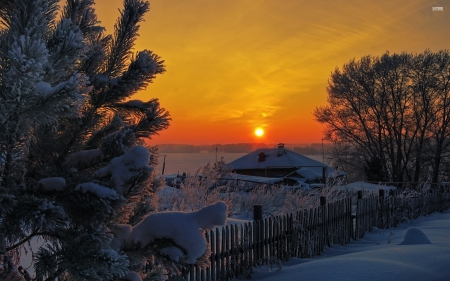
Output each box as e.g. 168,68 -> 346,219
399,227 -> 431,245
130,201 -> 227,263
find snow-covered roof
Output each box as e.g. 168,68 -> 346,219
295,167 -> 346,179
222,174 -> 284,185
295,167 -> 322,180
227,148 -> 345,178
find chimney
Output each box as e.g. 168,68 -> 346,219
258,152 -> 266,162
277,143 -> 285,157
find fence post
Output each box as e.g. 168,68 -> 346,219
354,190 -> 362,240
319,196 -> 329,247
378,189 -> 385,229
253,204 -> 262,221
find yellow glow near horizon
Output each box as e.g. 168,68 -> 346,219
94,0 -> 449,145
255,128 -> 264,137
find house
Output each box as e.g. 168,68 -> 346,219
227,143 -> 345,187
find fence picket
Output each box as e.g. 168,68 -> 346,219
215,228 -> 220,281
209,230 -> 215,281
230,224 -> 235,279
220,227 -> 225,280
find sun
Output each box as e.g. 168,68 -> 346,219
255,128 -> 264,137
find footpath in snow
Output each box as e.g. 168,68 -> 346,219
248,210 -> 450,281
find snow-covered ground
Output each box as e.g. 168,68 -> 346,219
247,210 -> 450,281
20,210 -> 450,280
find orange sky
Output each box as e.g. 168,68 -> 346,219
94,0 -> 449,145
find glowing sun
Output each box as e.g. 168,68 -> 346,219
255,128 -> 264,137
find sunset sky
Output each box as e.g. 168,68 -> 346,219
94,0 -> 449,145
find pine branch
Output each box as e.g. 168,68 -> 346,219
6,0 -> 59,39
132,100 -> 170,140
44,267 -> 65,281
79,32 -> 111,77
106,0 -> 150,77
5,230 -> 63,252
62,0 -> 104,37
1,110 -> 20,187
100,50 -> 165,106
105,99 -> 170,143
0,0 -> 15,28
84,114 -> 124,150
5,230 -> 37,252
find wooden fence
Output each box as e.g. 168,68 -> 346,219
168,189 -> 450,281
354,188 -> 450,239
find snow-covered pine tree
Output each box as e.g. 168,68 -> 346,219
0,1 -> 224,280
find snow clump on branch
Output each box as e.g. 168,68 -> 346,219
131,201 -> 227,263
76,182 -> 118,198
94,145 -> 150,195
37,177 -> 66,191
112,201 -> 228,264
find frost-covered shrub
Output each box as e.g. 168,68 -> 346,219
154,161 -> 351,220
153,163 -> 235,213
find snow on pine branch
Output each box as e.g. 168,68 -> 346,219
35,79 -> 75,98
63,148 -> 104,169
76,182 -> 118,198
47,18 -> 85,81
111,201 -> 228,264
61,0 -> 104,37
37,177 -> 66,191
94,145 -> 151,195
29,199 -> 68,232
4,33 -> 88,121
4,35 -> 48,103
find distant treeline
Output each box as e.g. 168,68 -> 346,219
292,143 -> 331,155
157,143 -> 269,153
157,143 -> 331,154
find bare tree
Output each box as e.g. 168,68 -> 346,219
315,50 -> 450,188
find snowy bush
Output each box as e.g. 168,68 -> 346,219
154,161 -> 350,220
153,162 -> 235,213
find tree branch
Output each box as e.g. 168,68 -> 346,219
44,267 -> 65,281
5,231 -> 56,252
5,231 -> 38,252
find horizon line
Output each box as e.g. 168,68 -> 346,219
153,142 -> 328,146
